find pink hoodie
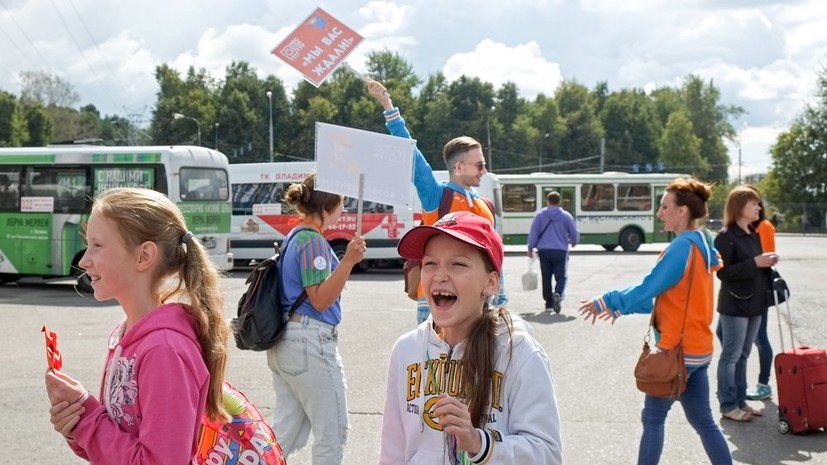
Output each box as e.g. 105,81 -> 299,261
67,303 -> 209,464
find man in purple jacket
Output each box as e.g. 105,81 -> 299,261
527,191 -> 580,313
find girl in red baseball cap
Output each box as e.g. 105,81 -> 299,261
380,211 -> 563,464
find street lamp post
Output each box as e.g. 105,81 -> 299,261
266,91 -> 273,163
540,133 -> 549,172
214,122 -> 219,150
486,106 -> 495,171
173,112 -> 201,146
737,122 -> 748,185
737,141 -> 742,185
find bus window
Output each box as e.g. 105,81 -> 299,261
231,181 -> 290,215
617,184 -> 652,211
25,167 -> 88,213
581,183 -> 615,211
541,186 -> 576,216
181,168 -> 229,201
344,198 -> 393,214
0,169 -> 21,210
502,184 -> 536,212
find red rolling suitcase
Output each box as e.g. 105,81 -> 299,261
772,275 -> 827,434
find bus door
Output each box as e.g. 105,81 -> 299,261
652,185 -> 672,242
15,166 -> 89,277
541,186 -> 577,218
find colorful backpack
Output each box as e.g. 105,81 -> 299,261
196,382 -> 286,465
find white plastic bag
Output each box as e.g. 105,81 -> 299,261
522,257 -> 538,291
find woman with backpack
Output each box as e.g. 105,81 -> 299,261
267,173 -> 365,465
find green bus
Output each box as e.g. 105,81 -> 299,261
497,172 -> 689,251
0,146 -> 233,291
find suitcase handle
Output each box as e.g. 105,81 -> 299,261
772,275 -> 794,353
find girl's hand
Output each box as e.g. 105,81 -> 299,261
433,395 -> 481,456
45,370 -> 86,406
578,300 -> 600,325
49,400 -> 85,438
578,300 -> 617,325
342,235 -> 367,266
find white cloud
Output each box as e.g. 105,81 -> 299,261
443,40 -> 562,99
358,0 -> 415,37
1,0 -> 826,174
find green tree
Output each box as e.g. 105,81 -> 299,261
21,101 -> 51,146
408,73 -> 454,166
599,89 -> 661,172
658,111 -> 708,176
680,75 -> 743,183
765,97 -> 827,230
365,50 -> 420,117
150,65 -> 219,148
529,95 -> 566,172
555,81 -> 604,173
0,91 -> 30,146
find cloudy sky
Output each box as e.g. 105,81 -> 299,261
1,0 -> 826,176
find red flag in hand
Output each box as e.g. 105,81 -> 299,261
41,325 -> 63,371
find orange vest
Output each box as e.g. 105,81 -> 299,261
421,190 -> 494,226
754,219 -> 776,253
654,244 -> 721,358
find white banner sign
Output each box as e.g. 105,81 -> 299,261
21,196 -> 54,212
314,122 -> 415,208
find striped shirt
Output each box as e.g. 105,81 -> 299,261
281,228 -> 342,326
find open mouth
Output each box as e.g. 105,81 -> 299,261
431,290 -> 457,307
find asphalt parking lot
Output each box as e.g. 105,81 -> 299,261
1,235 -> 825,464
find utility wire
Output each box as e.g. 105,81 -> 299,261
0,15 -> 39,70
49,0 -> 119,111
69,0 -> 124,101
0,0 -> 56,73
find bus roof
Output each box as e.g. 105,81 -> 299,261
228,161 -> 316,184
497,172 -> 690,183
0,145 -> 228,166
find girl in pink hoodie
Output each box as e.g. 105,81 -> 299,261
45,187 -> 230,464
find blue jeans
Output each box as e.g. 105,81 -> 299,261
717,314 -> 761,412
716,311 -> 773,385
267,316 -> 349,465
638,365 -> 732,465
754,309 -> 773,385
537,249 -> 569,307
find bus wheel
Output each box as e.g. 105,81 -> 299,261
601,244 -> 617,251
71,264 -> 93,293
619,229 -> 643,252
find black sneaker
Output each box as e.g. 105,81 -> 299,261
552,293 -> 561,314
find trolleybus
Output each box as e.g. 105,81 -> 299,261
0,145 -> 234,291
497,172 -> 688,251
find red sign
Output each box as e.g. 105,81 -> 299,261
271,7 -> 363,87
42,325 -> 63,371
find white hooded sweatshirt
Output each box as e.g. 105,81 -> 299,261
379,316 -> 562,464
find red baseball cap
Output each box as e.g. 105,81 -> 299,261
397,211 -> 503,274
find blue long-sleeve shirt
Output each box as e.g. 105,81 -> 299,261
527,206 -> 579,251
381,106 -> 507,307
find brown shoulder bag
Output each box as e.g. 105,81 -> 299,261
634,253 -> 695,399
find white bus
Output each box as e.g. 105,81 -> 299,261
497,172 -> 689,251
228,162 -> 502,267
0,145 -> 234,291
